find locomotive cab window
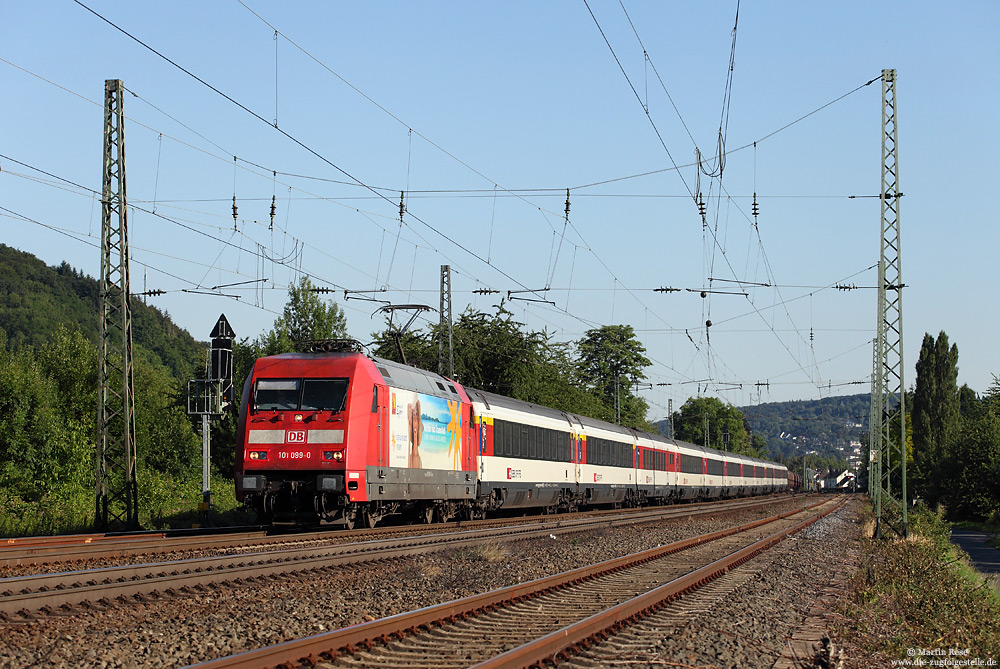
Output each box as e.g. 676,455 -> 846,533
254,379 -> 299,411
301,379 -> 349,411
254,378 -> 349,412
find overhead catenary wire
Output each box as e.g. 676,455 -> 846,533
5,7 -> 883,406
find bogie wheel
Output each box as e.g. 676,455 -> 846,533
342,506 -> 357,531
422,504 -> 436,524
362,506 -> 378,529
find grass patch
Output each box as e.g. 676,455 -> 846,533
453,541 -> 509,562
834,504 -> 1000,664
0,471 -> 253,537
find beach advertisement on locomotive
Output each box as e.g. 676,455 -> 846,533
389,390 -> 464,470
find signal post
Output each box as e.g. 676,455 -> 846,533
187,314 -> 234,525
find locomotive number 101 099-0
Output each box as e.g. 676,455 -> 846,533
278,451 -> 312,460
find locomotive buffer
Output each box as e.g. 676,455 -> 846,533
187,314 -> 235,526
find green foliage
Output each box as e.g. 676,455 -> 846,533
942,402 -> 1000,522
783,452 -> 851,481
670,396 -> 768,456
0,326 -> 99,536
133,353 -> 201,477
0,330 -> 85,495
0,248 -> 246,535
370,304 -> 653,429
911,332 -> 960,508
370,326 -> 436,368
835,503 -> 1000,661
0,244 -> 203,382
266,275 -> 348,351
452,304 -> 546,399
576,324 -> 651,428
521,340 -> 614,422
0,483 -> 94,537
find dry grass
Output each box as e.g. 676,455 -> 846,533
833,505 -> 1000,666
454,541 -> 509,562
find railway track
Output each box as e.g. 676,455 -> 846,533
191,495 -> 845,668
0,495 -> 796,571
0,495 -> 801,620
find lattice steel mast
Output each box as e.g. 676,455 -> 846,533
438,264 -> 454,377
869,68 -> 907,538
96,79 -> 139,530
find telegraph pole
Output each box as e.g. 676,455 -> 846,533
870,69 -> 907,538
96,79 -> 139,531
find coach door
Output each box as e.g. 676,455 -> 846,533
371,384 -> 385,472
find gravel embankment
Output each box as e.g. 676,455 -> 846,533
0,498 -> 862,668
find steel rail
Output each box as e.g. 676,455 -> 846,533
0,495 -> 796,569
0,496 -> 799,619
186,497 -> 834,669
474,496 -> 848,668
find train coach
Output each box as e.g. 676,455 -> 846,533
235,343 -> 790,527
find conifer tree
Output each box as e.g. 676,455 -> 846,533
911,331 -> 960,508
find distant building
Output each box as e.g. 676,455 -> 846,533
820,469 -> 855,490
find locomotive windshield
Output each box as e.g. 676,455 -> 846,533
254,378 -> 349,412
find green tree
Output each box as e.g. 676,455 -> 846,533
133,351 -> 201,477
911,331 -> 960,508
262,276 -> 348,353
576,324 -> 651,428
943,399 -> 1000,522
450,304 -> 545,399
369,325 -> 435,369
672,396 -> 767,457
370,304 -> 616,421
0,334 -> 66,495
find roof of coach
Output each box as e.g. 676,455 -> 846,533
370,356 -> 464,402
574,413 -> 639,440
464,387 -> 572,424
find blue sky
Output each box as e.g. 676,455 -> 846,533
2,1 -> 997,418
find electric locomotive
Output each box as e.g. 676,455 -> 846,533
236,343 -> 476,527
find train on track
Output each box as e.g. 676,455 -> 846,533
235,342 -> 796,527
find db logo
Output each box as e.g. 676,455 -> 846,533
286,430 -> 307,444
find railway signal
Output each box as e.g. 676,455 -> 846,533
187,314 -> 235,525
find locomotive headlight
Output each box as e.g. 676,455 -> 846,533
249,450 -> 268,460
324,450 -> 344,461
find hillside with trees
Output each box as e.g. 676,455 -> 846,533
738,394 -> 871,460
0,244 -> 204,382
0,247 -> 212,535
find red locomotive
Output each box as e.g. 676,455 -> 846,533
235,343 -> 791,527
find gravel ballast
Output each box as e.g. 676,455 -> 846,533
0,497 -> 863,668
